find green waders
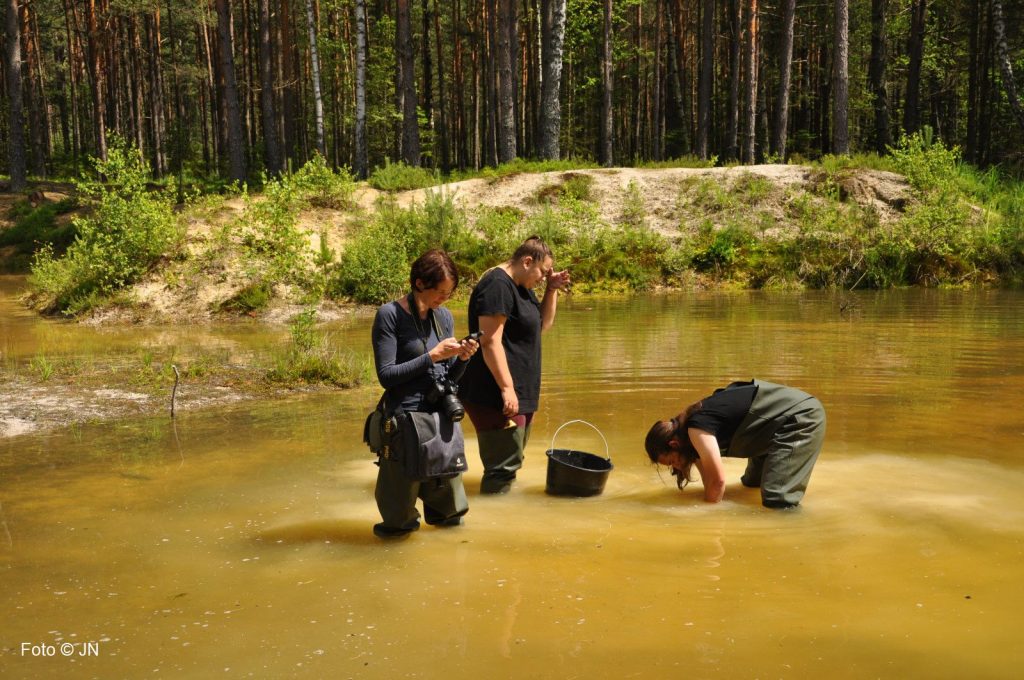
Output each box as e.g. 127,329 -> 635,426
373,457 -> 468,537
729,380 -> 826,508
477,423 -> 532,494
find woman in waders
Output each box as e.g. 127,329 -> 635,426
370,250 -> 479,537
458,236 -> 570,494
644,380 -> 826,508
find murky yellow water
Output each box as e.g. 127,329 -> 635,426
2,282 -> 1023,678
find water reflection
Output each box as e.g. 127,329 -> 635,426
2,288 -> 1023,678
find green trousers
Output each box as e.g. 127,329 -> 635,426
374,457 -> 468,536
731,381 -> 826,508
476,423 -> 532,494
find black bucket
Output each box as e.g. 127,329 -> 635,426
544,420 -> 614,497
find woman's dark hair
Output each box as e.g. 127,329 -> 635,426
645,400 -> 703,489
511,235 -> 553,264
410,249 -> 459,292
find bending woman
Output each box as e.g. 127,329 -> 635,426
458,236 -> 570,494
370,249 -> 479,538
645,379 -> 826,508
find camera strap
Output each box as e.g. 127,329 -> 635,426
406,292 -> 446,378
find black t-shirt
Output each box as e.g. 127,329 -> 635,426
458,267 -> 543,413
682,381 -> 758,457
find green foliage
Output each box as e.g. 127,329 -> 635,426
290,154 -> 357,209
561,173 -> 594,202
678,176 -> 737,213
332,202 -> 412,304
686,221 -> 758,277
0,198 -> 78,265
266,308 -> 367,387
888,127 -> 962,196
332,189 -> 480,304
470,157 -> 599,183
620,181 -> 647,227
731,173 -> 774,205
461,206 -> 526,275
219,281 -> 273,314
30,354 -> 55,381
368,159 -> 439,191
635,156 -> 718,169
28,140 -> 183,315
533,172 -> 595,204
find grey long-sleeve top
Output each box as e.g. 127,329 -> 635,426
371,300 -> 468,414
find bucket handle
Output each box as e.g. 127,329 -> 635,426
549,419 -> 610,461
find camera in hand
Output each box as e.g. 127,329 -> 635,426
427,379 -> 465,422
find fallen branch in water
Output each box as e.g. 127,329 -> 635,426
171,365 -> 180,418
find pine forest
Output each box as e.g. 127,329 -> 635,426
2,0 -> 1023,189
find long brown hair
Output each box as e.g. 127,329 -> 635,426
645,400 -> 703,489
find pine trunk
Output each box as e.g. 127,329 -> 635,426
353,0 -> 367,177
495,0 -> 517,163
697,0 -> 714,159
903,0 -> 926,134
992,0 -> 1024,131
148,11 -> 167,176
61,0 -> 81,171
742,0 -> 757,163
258,0 -> 282,175
868,0 -> 890,152
305,0 -> 326,157
772,0 -> 796,159
833,0 -> 849,154
601,0 -> 613,166
965,0 -> 979,161
725,0 -> 741,161
6,0 -> 27,189
215,0 -> 247,182
396,0 -> 420,165
433,0 -> 450,172
538,0 -> 567,160
421,0 -> 433,158
84,0 -> 107,161
280,0 -> 296,168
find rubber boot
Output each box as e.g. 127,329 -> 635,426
477,426 -> 526,494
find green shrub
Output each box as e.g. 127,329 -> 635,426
28,140 -> 182,315
732,173 -> 774,205
679,176 -> 737,213
266,309 -> 367,386
888,127 -> 962,196
368,159 -> 438,191
237,174 -> 313,289
291,154 -> 357,209
560,173 -> 594,202
470,157 -> 599,183
332,210 -> 411,304
620,181 -> 647,228
219,281 -> 273,314
636,155 -> 717,169
468,206 -> 525,270
0,198 -> 77,252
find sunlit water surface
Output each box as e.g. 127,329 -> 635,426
2,279 -> 1023,678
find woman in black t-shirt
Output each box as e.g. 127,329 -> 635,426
459,236 -> 571,494
644,380 -> 826,508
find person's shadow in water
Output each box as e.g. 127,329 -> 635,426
254,519 -> 384,547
